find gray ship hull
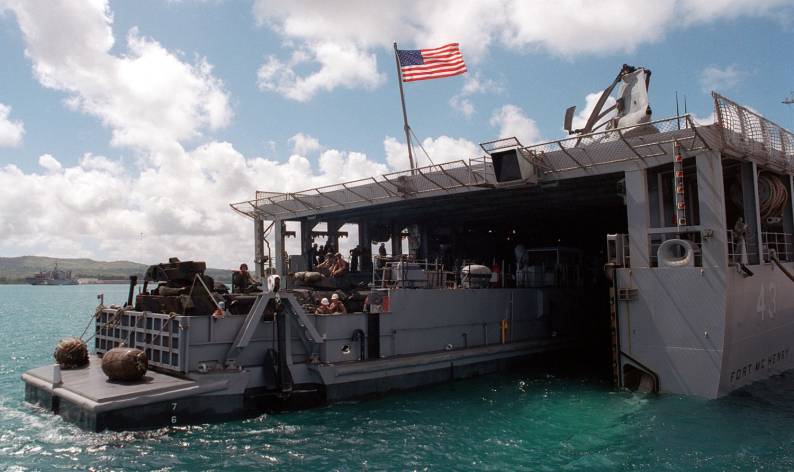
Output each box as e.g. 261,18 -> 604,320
23,287 -> 583,431
29,279 -> 78,286
614,147 -> 794,398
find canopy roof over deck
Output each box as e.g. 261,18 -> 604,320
230,93 -> 793,223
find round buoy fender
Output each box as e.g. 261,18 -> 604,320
101,347 -> 148,381
657,239 -> 696,267
53,337 -> 89,369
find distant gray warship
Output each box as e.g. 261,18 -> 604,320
27,263 -> 77,285
21,64 -> 794,431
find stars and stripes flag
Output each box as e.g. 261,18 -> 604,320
396,43 -> 467,82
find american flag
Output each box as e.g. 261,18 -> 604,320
397,43 -> 467,82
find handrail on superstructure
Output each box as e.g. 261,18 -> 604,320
230,158 -> 493,219
513,114 -> 712,176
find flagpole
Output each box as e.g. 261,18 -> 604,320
393,42 -> 415,171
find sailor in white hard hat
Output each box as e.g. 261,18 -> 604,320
329,293 -> 347,314
315,297 -> 332,314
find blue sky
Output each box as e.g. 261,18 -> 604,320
0,0 -> 793,268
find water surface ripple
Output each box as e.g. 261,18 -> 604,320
2,285 -> 793,471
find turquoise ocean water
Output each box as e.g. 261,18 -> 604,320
2,284 -> 794,471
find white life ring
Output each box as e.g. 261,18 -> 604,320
657,239 -> 697,267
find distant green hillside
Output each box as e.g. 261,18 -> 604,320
0,256 -> 233,284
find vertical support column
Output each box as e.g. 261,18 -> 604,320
391,224 -> 402,256
327,220 -> 343,253
300,219 -> 313,270
783,175 -> 794,233
625,169 -> 651,267
300,220 -> 313,254
273,219 -> 285,275
254,217 -> 265,277
359,219 -> 373,272
751,162 -> 764,255
647,173 -> 661,228
740,161 -> 761,264
301,220 -> 314,270
784,176 -> 794,261
784,176 -> 794,230
696,151 -> 728,269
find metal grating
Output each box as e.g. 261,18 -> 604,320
94,309 -> 188,374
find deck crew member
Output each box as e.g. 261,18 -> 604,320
316,253 -> 335,276
330,254 -> 349,278
377,242 -> 387,268
232,263 -> 259,293
315,297 -> 332,314
329,293 -> 347,314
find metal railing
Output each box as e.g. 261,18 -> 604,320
518,114 -> 712,176
727,230 -> 759,265
372,256 -> 451,289
714,93 -> 794,172
762,231 -> 793,262
95,309 -> 189,374
231,159 -> 493,219
725,230 -> 792,265
468,155 -> 495,183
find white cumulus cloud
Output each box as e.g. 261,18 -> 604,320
699,64 -> 746,92
37,154 -> 62,173
252,0 -> 791,100
449,72 -> 504,118
1,0 -> 232,153
257,42 -> 384,102
489,104 -> 542,145
0,103 -> 24,147
288,132 -> 321,156
384,135 -> 480,169
0,132 -> 483,268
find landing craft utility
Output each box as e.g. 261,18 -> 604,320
21,64 -> 794,430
